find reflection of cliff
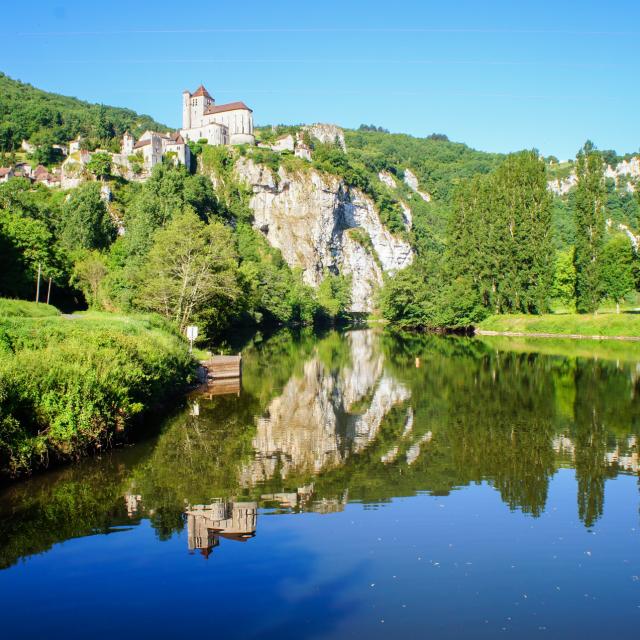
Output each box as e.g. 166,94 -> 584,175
240,330 -> 411,485
553,435 -> 639,472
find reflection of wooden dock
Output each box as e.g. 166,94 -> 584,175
202,354 -> 242,380
200,378 -> 241,398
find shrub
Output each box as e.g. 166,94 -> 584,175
0,312 -> 194,477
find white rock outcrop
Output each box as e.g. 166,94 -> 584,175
302,123 -> 346,151
548,173 -> 578,196
403,168 -> 431,202
378,171 -> 397,189
233,158 -> 413,312
549,156 -> 640,196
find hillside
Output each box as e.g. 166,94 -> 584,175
0,75 -> 638,336
344,127 -> 503,202
0,72 -> 169,153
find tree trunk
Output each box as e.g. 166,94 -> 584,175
46,277 -> 52,305
35,262 -> 41,303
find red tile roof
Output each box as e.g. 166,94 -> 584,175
192,84 -> 212,99
133,139 -> 151,149
166,131 -> 185,144
204,101 -> 252,115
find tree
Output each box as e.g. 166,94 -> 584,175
61,182 -> 116,251
72,251 -> 108,308
381,253 -> 485,330
317,271 -> 352,322
573,142 -> 605,313
0,208 -> 62,299
599,234 -> 635,313
448,150 -> 554,315
551,248 -> 576,309
135,211 -> 240,331
87,152 -> 112,180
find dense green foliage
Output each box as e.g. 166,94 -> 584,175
573,143 -> 606,313
449,151 -> 554,314
383,151 -> 555,328
380,137 -> 640,329
599,234 -> 635,311
344,128 -> 502,202
61,182 -> 116,251
0,178 -> 69,302
0,72 -> 168,153
0,310 -> 194,477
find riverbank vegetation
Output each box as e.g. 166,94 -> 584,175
0,307 -> 194,478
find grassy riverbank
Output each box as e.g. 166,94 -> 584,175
477,311 -> 640,338
0,302 -> 195,478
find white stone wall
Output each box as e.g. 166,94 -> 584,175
181,122 -> 228,145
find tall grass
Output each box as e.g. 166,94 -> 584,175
0,299 -> 60,318
0,311 -> 195,478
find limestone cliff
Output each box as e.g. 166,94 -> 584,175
232,157 -> 413,312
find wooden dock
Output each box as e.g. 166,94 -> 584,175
201,354 -> 242,380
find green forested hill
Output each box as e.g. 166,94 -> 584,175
344,128 -> 503,201
0,72 -> 169,152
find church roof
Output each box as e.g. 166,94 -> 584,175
192,84 -> 212,99
204,101 -> 252,115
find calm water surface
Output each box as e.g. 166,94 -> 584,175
1,329 -> 640,638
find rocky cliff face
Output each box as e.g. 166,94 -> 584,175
233,158 -> 413,312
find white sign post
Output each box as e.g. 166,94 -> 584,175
186,325 -> 198,353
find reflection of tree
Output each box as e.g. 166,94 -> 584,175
573,362 -> 620,528
382,334 -> 559,516
0,446 -> 149,569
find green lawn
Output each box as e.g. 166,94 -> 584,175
477,311 -> 640,338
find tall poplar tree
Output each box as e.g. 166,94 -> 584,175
448,150 -> 554,315
573,141 -> 605,313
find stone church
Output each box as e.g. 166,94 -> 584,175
180,84 -> 254,146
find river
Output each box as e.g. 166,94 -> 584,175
1,329 -> 639,638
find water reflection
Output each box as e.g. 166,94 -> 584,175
1,329 -> 640,569
241,330 -> 412,484
186,501 -> 258,557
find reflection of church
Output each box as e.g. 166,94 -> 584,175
186,501 -> 258,558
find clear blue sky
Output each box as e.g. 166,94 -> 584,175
3,0 -> 639,160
